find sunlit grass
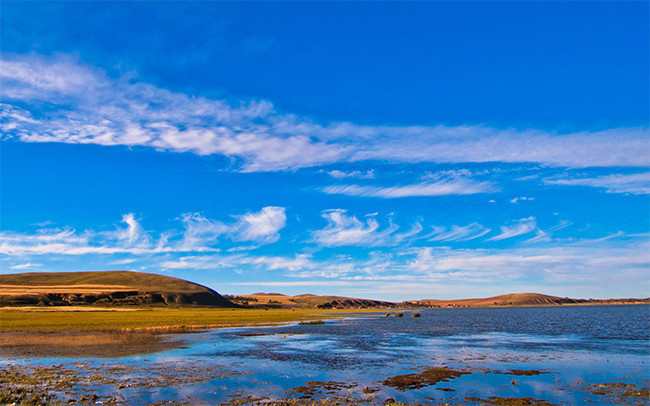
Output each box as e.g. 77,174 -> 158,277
0,307 -> 370,333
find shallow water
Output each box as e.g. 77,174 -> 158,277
3,305 -> 649,405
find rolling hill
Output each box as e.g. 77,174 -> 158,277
232,292 -> 648,309
228,292 -> 398,309
407,293 -> 584,307
0,271 -> 236,307
2,271 -> 646,309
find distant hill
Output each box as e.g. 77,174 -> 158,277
3,273 -> 647,309
226,292 -> 649,309
225,292 -> 398,309
0,271 -> 236,307
408,293 -> 649,308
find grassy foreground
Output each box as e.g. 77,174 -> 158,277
0,307 -> 369,333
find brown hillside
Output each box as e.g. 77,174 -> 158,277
0,271 -> 236,308
233,293 -> 397,309
410,293 -> 583,307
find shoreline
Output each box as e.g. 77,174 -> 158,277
1,305 -> 648,405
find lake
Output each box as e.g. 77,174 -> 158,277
2,305 -> 649,405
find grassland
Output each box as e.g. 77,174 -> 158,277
0,307 -> 367,333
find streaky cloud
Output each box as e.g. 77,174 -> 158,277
322,178 -> 496,198
428,223 -> 491,242
487,217 -> 537,241
310,210 -> 424,247
544,172 -> 650,194
2,53 -> 649,171
0,207 -> 285,256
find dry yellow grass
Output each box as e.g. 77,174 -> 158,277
0,284 -> 131,295
0,307 -> 365,333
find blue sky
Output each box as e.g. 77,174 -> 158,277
1,1 -> 648,300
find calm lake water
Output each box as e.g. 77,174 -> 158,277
4,305 -> 650,405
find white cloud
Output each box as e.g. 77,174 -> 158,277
310,211 -> 429,247
180,213 -> 228,249
393,222 -> 424,243
322,178 -> 496,198
164,238 -> 650,297
180,206 -> 285,248
510,197 -> 535,203
227,281 -> 355,287
525,221 -> 572,243
327,169 -> 375,179
0,207 -> 285,257
111,258 -> 137,265
8,262 -> 42,270
159,253 -> 314,272
544,172 -> 650,194
311,210 -> 383,246
116,213 -> 146,244
428,223 -> 491,242
2,53 -> 648,171
237,254 -> 313,271
487,217 -> 537,241
232,206 -> 286,243
408,244 -> 650,282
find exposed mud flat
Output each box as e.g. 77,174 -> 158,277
0,331 -> 185,358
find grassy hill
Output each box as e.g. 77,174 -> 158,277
229,292 -> 398,309
233,292 -> 649,309
0,271 -> 236,307
411,293 -> 591,307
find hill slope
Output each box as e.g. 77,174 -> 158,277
410,293 -> 585,307
0,271 -> 236,307
227,292 -> 398,309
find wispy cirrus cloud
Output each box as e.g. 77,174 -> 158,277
9,262 -> 42,270
180,206 -> 286,249
409,244 -> 650,285
310,210 -> 426,247
0,207 -> 285,257
322,177 -> 496,198
544,172 -> 650,194
510,196 -> 535,204
327,169 -> 375,179
427,223 -> 491,242
487,217 -> 537,241
311,210 -> 385,247
2,53 -> 649,172
182,206 -> 286,248
525,221 -> 572,243
159,253 -> 315,273
233,206 -> 286,243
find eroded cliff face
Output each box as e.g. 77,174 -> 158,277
316,299 -> 397,309
0,290 -> 236,307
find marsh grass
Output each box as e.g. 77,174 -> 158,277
0,308 -> 355,333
